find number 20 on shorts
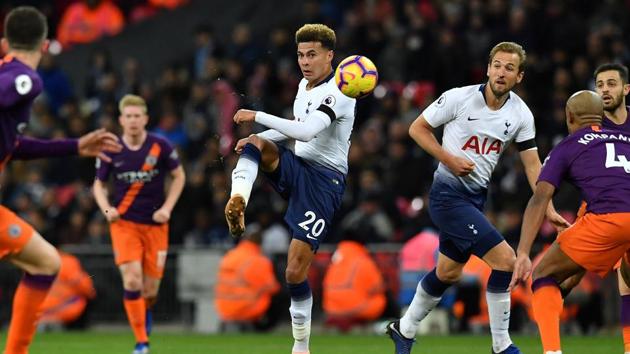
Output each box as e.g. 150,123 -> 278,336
298,211 -> 326,240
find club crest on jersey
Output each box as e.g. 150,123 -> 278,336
8,224 -> 22,238
462,136 -> 502,154
15,74 -> 33,95
145,155 -> 158,166
504,121 -> 512,136
306,100 -> 312,114
16,122 -> 27,134
322,95 -> 336,107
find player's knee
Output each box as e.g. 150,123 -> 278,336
285,266 -> 306,284
37,249 -> 61,275
245,135 -> 264,151
123,276 -> 143,291
435,266 -> 462,283
499,253 -> 517,272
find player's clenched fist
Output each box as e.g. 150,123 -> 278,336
152,207 -> 171,223
445,155 -> 475,176
103,207 -> 120,223
233,109 -> 257,124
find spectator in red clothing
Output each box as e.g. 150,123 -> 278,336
56,0 -> 124,48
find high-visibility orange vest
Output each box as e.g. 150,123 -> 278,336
57,1 -> 124,48
323,241 -> 386,320
40,252 -> 96,324
215,240 -> 280,321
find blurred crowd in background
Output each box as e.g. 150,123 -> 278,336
0,0 -> 628,257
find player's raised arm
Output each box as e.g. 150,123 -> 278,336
509,181 -> 556,290
409,114 -> 474,176
12,129 -> 121,161
233,108 -> 329,142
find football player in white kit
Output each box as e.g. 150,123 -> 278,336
225,24 -> 355,354
386,42 -> 571,354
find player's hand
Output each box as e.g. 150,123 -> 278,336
152,207 -> 171,223
546,206 -> 572,233
509,254 -> 532,291
233,109 -> 257,124
103,207 -> 120,223
445,155 -> 475,176
234,136 -> 252,154
78,128 -> 122,162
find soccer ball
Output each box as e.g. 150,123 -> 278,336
335,55 -> 378,99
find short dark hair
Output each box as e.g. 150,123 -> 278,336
594,63 -> 629,84
488,42 -> 526,73
4,6 -> 48,51
295,24 -> 336,50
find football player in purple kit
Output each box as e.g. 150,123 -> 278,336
0,7 -> 121,354
92,94 -> 185,354
556,63 -> 630,353
511,90 -> 630,354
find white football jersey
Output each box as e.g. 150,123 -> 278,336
293,74 -> 356,174
423,84 -> 536,193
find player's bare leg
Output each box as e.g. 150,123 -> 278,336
558,269 -> 585,298
226,135 -> 280,237
286,239 -> 315,354
530,243 -> 584,354
483,240 -> 520,353
5,232 -> 60,354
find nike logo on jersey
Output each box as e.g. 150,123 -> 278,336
467,117 -> 480,121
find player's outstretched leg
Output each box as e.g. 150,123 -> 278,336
387,268 -> 450,354
226,143 -> 261,237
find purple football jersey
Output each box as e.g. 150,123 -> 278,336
601,106 -> 630,131
0,56 -> 43,168
539,126 -> 630,214
95,133 -> 180,224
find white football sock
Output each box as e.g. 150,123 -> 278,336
487,291 -> 513,352
230,156 -> 259,205
290,295 -> 313,352
399,282 -> 441,338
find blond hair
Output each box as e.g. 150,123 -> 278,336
118,94 -> 147,114
489,42 -> 527,72
295,24 -> 336,50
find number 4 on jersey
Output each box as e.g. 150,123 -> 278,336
605,143 -> 630,173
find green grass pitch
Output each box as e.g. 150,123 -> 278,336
0,332 -> 621,354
